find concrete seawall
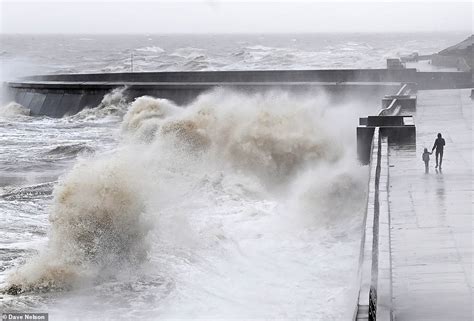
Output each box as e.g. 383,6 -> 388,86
3,68 -> 472,117
5,81 -> 402,117
13,68 -> 472,86
15,69 -> 418,83
354,83 -> 418,321
355,128 -> 392,321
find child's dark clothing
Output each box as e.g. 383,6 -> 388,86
422,150 -> 431,173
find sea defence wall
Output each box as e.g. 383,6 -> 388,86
10,68 -> 418,82
5,80 -> 402,118
354,86 -> 418,321
3,68 -> 472,117
355,128 -> 392,321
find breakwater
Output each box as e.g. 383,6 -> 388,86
3,69 -> 472,117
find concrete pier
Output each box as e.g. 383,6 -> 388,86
388,89 -> 472,320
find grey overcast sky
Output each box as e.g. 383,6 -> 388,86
0,0 -> 472,34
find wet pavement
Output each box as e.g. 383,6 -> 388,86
388,89 -> 473,321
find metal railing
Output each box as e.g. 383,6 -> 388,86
377,83 -> 409,116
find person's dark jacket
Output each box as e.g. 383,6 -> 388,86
432,138 -> 445,152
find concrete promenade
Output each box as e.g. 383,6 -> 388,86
388,89 -> 473,320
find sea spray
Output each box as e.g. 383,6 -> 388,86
7,152 -> 151,294
121,95 -> 180,141
286,160 -> 368,229
68,87 -> 129,121
124,89 -> 346,183
0,102 -> 30,117
6,88 -> 367,319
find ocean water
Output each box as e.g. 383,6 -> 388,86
0,33 -> 466,77
0,33 -> 467,320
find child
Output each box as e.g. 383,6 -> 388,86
422,148 -> 432,173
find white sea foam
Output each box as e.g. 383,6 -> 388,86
136,46 -> 165,53
170,47 -> 207,60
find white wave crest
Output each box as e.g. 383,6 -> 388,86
136,46 -> 165,53
121,96 -> 180,141
0,102 -> 30,117
68,87 -> 129,121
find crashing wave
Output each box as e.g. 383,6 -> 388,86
5,88 -> 367,296
121,96 -> 180,141
68,87 -> 129,121
123,89 -> 344,181
6,155 -> 150,294
0,102 -> 30,117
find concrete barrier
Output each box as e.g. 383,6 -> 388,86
355,129 -> 392,321
4,68 -> 472,117
5,80 -> 402,117
355,82 -> 419,320
14,68 -> 471,88
376,136 -> 391,321
8,88 -> 108,117
356,117 -> 415,164
415,71 -> 472,89
354,127 -> 378,321
19,68 -> 419,83
357,83 -> 417,164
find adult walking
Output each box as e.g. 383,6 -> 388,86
431,133 -> 446,169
